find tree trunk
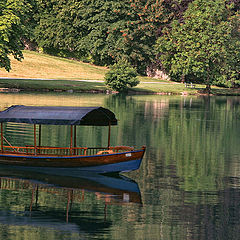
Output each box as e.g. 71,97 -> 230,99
205,73 -> 211,94
181,74 -> 185,83
206,84 -> 211,94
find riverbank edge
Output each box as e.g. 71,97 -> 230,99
0,86 -> 240,96
0,78 -> 239,96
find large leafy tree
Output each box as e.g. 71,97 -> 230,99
0,0 -> 33,71
34,0 -> 190,73
34,0 -> 122,64
99,0 -> 193,73
106,0 -> 169,73
156,0 -> 240,90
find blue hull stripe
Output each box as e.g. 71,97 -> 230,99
77,158 -> 142,173
3,158 -> 143,175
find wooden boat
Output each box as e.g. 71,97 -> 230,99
0,105 -> 146,175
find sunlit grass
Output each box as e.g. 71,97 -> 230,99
0,78 -> 107,91
133,82 -> 201,94
0,50 -> 108,80
138,76 -> 169,83
133,82 -> 240,95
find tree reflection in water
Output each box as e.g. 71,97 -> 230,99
0,169 -> 141,238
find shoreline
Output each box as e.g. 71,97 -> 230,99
0,87 -> 239,96
0,77 -> 239,96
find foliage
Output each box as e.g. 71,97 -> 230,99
4,0 -> 240,80
75,0 -> 125,65
106,0 -> 169,73
104,60 -> 139,92
33,0 -> 192,74
34,0 -> 119,64
156,0 -> 240,90
0,0 -> 32,71
21,0 -> 38,44
34,0 -> 85,59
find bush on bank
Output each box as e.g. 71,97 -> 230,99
104,61 -> 139,92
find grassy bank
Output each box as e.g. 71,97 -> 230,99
0,50 -> 239,95
0,78 -> 107,92
0,50 -> 108,80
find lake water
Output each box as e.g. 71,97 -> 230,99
0,92 -> 239,240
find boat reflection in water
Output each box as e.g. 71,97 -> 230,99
0,169 -> 141,236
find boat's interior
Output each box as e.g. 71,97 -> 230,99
1,145 -> 135,156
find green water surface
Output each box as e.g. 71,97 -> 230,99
0,93 -> 239,240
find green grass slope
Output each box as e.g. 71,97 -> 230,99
0,50 -> 108,80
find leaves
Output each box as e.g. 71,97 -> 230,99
105,60 -> 139,92
33,0 -> 180,73
156,0 -> 240,87
0,0 -> 31,71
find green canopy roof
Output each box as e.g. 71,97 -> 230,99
0,105 -> 118,126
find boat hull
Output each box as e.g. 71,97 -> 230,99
0,149 -> 145,174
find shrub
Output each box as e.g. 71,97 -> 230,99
105,61 -> 139,92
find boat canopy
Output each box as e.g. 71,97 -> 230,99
0,105 -> 118,126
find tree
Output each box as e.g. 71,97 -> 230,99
32,0 -> 200,74
33,0 -> 189,73
34,0 -> 125,64
106,0 -> 197,74
0,0 -> 32,71
156,0 -> 240,91
104,60 -> 139,92
106,0 -> 168,74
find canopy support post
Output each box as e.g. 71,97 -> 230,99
74,125 -> 77,155
70,125 -> 73,155
1,123 -> 3,153
38,125 -> 41,154
74,126 -> 76,147
108,122 -> 111,149
34,124 -> 37,155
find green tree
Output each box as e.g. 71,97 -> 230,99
104,60 -> 139,92
106,0 -> 168,73
33,0 -> 184,73
0,0 -> 32,71
97,0 -> 196,73
156,0 -> 240,91
34,0 -> 125,64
